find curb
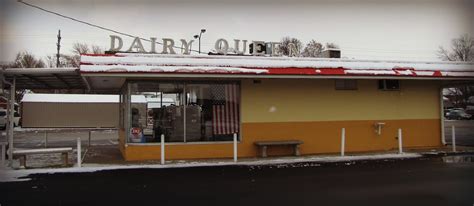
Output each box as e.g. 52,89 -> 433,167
419,151 -> 474,158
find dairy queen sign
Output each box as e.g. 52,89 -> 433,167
108,35 -> 283,56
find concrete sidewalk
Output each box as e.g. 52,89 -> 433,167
82,144 -> 474,166
4,142 -> 473,170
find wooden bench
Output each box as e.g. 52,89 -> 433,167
13,148 -> 73,168
254,140 -> 303,157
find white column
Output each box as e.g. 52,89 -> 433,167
439,88 -> 446,145
451,125 -> 456,152
7,77 -> 15,166
161,134 -> 165,165
44,132 -> 48,148
398,128 -> 403,154
341,128 -> 345,156
233,133 -> 238,162
77,137 -> 82,167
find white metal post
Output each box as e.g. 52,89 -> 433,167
161,134 -> 165,165
398,128 -> 403,154
44,132 -> 48,148
233,133 -> 238,162
341,128 -> 345,156
7,77 -> 15,166
77,137 -> 82,167
440,88 -> 446,145
451,125 -> 456,152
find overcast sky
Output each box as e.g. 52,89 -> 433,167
1,0 -> 473,63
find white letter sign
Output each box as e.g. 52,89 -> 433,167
215,39 -> 229,55
109,35 -> 123,51
180,39 -> 194,55
127,37 -> 146,53
162,38 -> 176,54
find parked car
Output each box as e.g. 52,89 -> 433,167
466,106 -> 474,116
444,108 -> 452,117
0,109 -> 21,129
445,110 -> 472,120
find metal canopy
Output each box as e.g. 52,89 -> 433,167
1,67 -> 87,90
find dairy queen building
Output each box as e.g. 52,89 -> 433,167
3,36 -> 474,161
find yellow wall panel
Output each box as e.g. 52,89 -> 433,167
120,79 -> 443,161
122,119 -> 441,161
241,79 -> 441,122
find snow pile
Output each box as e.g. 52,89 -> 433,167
0,153 -> 420,182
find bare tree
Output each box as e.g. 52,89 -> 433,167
8,51 -> 46,101
438,34 -> 474,61
11,51 -> 45,68
45,54 -> 76,68
438,34 -> 474,108
62,43 -> 103,68
279,36 -> 303,56
301,40 -> 325,57
91,45 -> 103,54
326,43 -> 340,49
72,43 -> 91,56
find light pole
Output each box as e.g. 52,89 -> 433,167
194,28 -> 206,54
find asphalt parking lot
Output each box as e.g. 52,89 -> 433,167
0,156 -> 473,206
444,120 -> 474,146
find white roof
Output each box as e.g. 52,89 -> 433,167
22,94 -> 119,103
22,94 -> 174,104
80,53 -> 474,78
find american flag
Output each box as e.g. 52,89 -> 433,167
211,84 -> 239,135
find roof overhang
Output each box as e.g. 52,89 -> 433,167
1,67 -> 88,90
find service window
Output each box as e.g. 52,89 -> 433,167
378,80 -> 400,90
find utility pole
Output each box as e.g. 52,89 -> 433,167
56,30 -> 61,68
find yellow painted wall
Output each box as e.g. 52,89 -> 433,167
241,79 -> 440,122
121,79 -> 442,161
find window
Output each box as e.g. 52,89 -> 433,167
378,80 -> 400,90
128,81 -> 240,143
335,79 -> 357,90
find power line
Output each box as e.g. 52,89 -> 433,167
17,0 -> 199,52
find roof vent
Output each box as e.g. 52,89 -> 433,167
322,49 -> 341,58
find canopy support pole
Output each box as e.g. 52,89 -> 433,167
7,77 -> 15,166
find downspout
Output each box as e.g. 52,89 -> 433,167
440,87 -> 446,145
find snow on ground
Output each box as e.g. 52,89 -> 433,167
0,153 -> 421,182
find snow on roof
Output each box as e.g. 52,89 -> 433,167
79,53 -> 474,78
145,97 -> 175,103
22,94 -> 119,103
22,93 -> 173,104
